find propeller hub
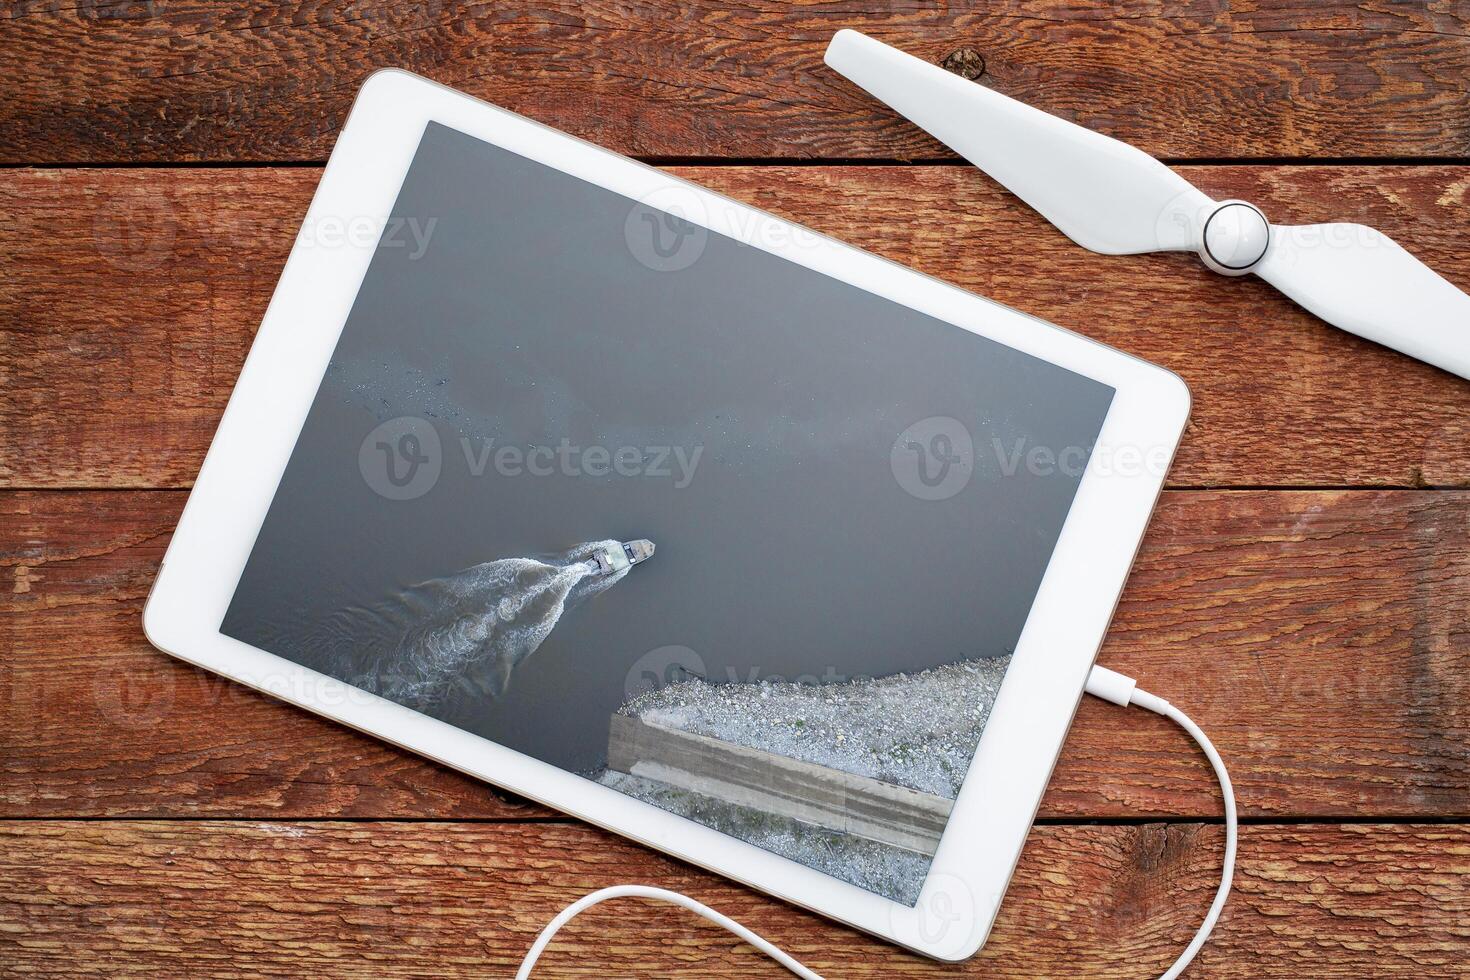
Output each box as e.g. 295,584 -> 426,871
1200,201 -> 1270,276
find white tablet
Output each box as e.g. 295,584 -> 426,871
144,70 -> 1189,961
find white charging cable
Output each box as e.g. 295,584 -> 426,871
514,884 -> 824,980
517,665 -> 1236,979
1081,664 -> 1237,980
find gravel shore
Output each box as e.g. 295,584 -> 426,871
616,656 -> 1012,799
598,656 -> 1014,904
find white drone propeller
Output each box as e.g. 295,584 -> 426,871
825,29 -> 1470,380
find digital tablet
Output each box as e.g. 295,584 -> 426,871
144,70 -> 1189,961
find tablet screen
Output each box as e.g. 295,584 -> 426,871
222,121 -> 1115,905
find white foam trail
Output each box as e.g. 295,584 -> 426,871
306,540 -> 637,708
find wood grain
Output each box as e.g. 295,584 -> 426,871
3,165 -> 1470,489
2,819 -> 1467,977
2,1 -> 1468,163
5,488 -> 1466,820
3,6 -> 1467,973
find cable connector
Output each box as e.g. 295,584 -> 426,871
1086,664 -> 1172,715
1084,663 -> 1234,980
1084,664 -> 1137,706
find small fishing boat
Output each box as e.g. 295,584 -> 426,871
586,539 -> 656,577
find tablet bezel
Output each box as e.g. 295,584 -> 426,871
143,69 -> 1189,961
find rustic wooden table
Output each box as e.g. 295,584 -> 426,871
3,2 -> 1468,976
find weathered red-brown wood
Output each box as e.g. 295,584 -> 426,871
5,488 -> 1465,820
3,166 -> 1469,489
3,819 -> 1467,977
4,7 -> 1469,971
2,1 -> 1468,163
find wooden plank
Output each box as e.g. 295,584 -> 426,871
1,2 -> 1468,162
3,166 -> 1469,489
4,488 -> 1467,820
606,713 -> 953,855
1,819 -> 1467,977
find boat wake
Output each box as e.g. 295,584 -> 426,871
300,539 -> 653,709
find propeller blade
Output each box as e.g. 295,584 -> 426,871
1255,225 -> 1470,379
824,29 -> 1213,254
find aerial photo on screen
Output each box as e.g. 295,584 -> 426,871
221,120 -> 1113,905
